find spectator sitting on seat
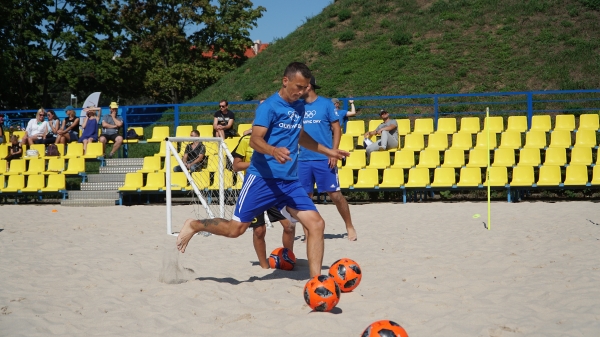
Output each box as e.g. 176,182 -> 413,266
174,130 -> 206,172
4,135 -> 22,169
43,110 -> 61,145
332,97 -> 357,133
55,106 -> 79,145
99,102 -> 123,159
79,107 -> 102,155
213,100 -> 236,139
22,108 -> 49,145
364,109 -> 398,158
0,114 -> 5,144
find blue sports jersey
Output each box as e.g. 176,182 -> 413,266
336,109 -> 349,133
299,96 -> 339,161
246,92 -> 305,180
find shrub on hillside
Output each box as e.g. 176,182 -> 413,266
338,8 -> 351,21
339,30 -> 355,42
580,0 -> 600,9
391,31 -> 412,46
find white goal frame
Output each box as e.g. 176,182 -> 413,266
165,136 -> 244,236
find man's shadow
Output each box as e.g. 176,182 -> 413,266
294,233 -> 347,241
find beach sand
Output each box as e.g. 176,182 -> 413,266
1,202 -> 599,336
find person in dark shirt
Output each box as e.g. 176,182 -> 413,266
213,100 -> 236,139
4,135 -> 23,169
174,130 -> 206,172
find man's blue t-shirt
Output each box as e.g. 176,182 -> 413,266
299,96 -> 338,161
336,109 -> 349,133
246,92 -> 304,180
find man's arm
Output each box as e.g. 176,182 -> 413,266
376,123 -> 397,134
112,115 -> 123,127
329,120 -> 342,168
346,100 -> 357,117
213,116 -> 221,130
232,157 -> 250,172
299,129 -> 350,160
249,125 -> 291,164
223,112 -> 234,130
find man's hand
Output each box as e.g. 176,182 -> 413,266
363,131 -> 371,138
326,149 -> 350,161
272,147 -> 291,164
328,157 -> 338,169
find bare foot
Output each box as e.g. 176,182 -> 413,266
346,226 -> 357,241
176,218 -> 198,253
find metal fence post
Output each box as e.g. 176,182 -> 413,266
527,92 -> 533,130
433,95 -> 439,130
122,107 -> 128,158
174,105 -> 179,130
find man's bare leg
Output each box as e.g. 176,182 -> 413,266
300,193 -> 315,243
328,191 -> 357,241
252,225 -> 269,268
280,219 -> 296,252
286,207 -> 325,278
177,218 -> 249,253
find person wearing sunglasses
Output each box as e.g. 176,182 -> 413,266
22,108 -> 49,145
213,100 -> 236,139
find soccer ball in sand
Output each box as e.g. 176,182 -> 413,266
361,320 -> 408,337
268,247 -> 296,270
303,275 -> 340,312
328,258 -> 362,292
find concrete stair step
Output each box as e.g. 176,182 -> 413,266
68,190 -> 120,200
99,166 -> 140,174
87,174 -> 127,183
61,199 -> 117,207
105,158 -> 144,166
81,182 -> 123,191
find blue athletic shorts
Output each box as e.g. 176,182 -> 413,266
233,174 -> 318,223
298,160 -> 340,194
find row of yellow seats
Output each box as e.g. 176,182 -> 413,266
152,138 -> 240,158
340,129 -> 599,153
340,147 -> 600,170
146,124 -> 252,143
0,174 -> 66,193
338,165 -> 600,190
0,158 -> 86,176
1,142 -> 105,160
343,114 -> 600,137
119,171 -> 243,192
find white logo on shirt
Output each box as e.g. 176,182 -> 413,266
304,110 -> 316,118
287,110 -> 301,122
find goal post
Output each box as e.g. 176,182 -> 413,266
165,136 -> 244,236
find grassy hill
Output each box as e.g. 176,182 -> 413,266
190,0 -> 600,102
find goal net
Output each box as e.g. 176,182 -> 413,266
165,136 -> 243,236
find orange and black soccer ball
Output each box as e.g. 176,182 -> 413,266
303,275 -> 341,312
328,258 -> 362,292
361,320 -> 409,337
268,247 -> 296,270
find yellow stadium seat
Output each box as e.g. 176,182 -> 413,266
353,168 -> 379,189
175,125 -> 193,138
25,158 -> 45,175
554,115 -> 575,132
484,167 -> 508,187
404,167 -> 430,188
427,133 -> 448,151
548,130 -> 572,149
591,165 -> 600,185
138,156 -> 162,173
338,167 -> 354,188
466,149 -> 489,168
339,134 -> 354,152
449,132 -> 473,151
205,155 -> 220,172
190,171 -> 211,189
344,120 -> 365,137
483,116 -> 504,133
147,126 -> 170,143
169,172 -> 189,191
160,155 -> 180,172
368,120 -> 381,135
396,119 -> 411,136
0,159 -> 7,175
123,127 -> 143,144
474,131 -> 498,150
224,138 -> 240,152
2,174 -> 25,192
530,115 -> 552,132
458,116 -> 480,134
543,147 -> 566,166
63,158 -> 86,175
237,123 -> 252,136
345,150 -> 366,169
5,159 -> 26,175
0,145 -> 8,158
563,165 -> 588,186
413,118 -> 434,135
83,142 -> 104,159
196,124 -> 214,137
510,166 -> 535,187
391,150 -> 415,169
55,143 -> 65,157
140,172 -> 165,191
28,144 -> 45,159
119,172 -> 143,191
506,116 -> 528,133
497,131 -> 521,150
573,130 -> 597,148
537,165 -> 562,186
430,167 -> 456,187
416,149 -> 440,168
154,141 -> 167,157
204,142 -> 219,155
63,142 -> 84,159
209,170 -> 237,190
367,151 -> 390,169
569,147 -> 592,166
379,168 -> 404,188
42,174 -> 66,192
522,131 -> 547,150
517,148 -> 541,167
402,133 -> 424,152
12,130 -> 26,140
441,149 -> 465,168
492,148 -> 515,167
578,114 -> 599,131
456,167 -> 482,187
435,117 -> 457,135
21,174 -> 45,192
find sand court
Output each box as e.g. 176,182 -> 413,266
1,202 -> 599,336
